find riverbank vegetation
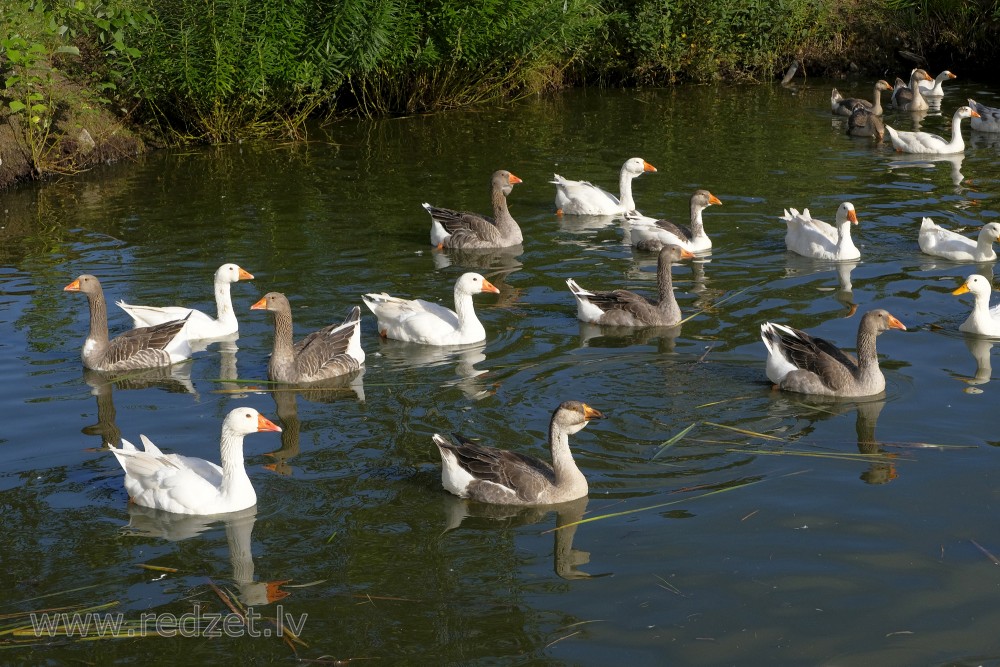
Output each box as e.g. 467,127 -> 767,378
1,0 -> 999,185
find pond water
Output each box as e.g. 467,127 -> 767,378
3,79 -> 1000,664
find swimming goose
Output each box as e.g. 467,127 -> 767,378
433,400 -> 604,505
627,189 -> 722,253
566,244 -> 694,327
886,105 -> 980,154
847,105 -> 886,141
831,80 -> 892,116
362,272 -> 499,345
250,293 -> 364,383
917,70 -> 956,97
108,407 -> 282,515
425,170 -> 523,249
782,202 -> 860,261
117,263 -> 253,339
968,98 -> 1000,133
953,274 -> 1000,336
552,157 -> 657,216
918,218 -> 1000,262
761,309 -> 907,397
891,68 -> 934,110
64,274 -> 192,372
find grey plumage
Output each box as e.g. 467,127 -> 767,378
64,274 -> 192,372
251,293 -> 364,384
425,169 -> 523,249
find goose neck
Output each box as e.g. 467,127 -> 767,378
269,310 -> 297,366
453,287 -> 478,331
655,254 -> 680,319
548,417 -> 585,490
218,428 -> 255,501
618,168 -> 637,212
213,280 -> 237,327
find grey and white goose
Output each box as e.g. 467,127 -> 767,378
425,170 -> 523,249
64,274 -> 192,372
760,309 -> 907,397
566,244 -> 694,327
627,189 -> 722,253
831,79 -> 892,116
891,68 -> 934,111
433,401 -> 605,505
250,293 -> 364,383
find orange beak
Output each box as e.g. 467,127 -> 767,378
480,278 -> 500,294
257,414 -> 282,433
708,193 -> 722,206
250,296 -> 268,310
887,315 -> 907,331
266,580 -> 290,603
847,208 -> 859,225
952,283 -> 971,296
238,267 -> 254,280
508,173 -> 522,185
643,161 -> 657,173
948,72 -> 957,79
971,109 -> 982,118
583,404 -> 605,420
680,249 -> 695,259
64,279 -> 81,292
922,71 -> 933,81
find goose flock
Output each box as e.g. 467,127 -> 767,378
62,69 -> 1000,516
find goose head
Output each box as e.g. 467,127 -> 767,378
955,105 -> 981,120
457,272 -> 500,296
250,292 -> 291,315
216,263 -> 254,284
492,170 -> 522,197
224,407 -> 282,436
875,79 -> 893,92
660,244 -> 695,264
953,274 -> 992,299
692,189 -> 722,211
623,157 -> 657,176
909,68 -> 933,85
981,222 -> 1000,243
64,274 -> 103,297
864,309 -> 908,333
836,202 -> 859,228
553,400 -> 605,436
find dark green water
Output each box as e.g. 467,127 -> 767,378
3,81 -> 1000,664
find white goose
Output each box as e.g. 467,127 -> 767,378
552,157 -> 657,216
969,98 -> 1000,133
117,263 -> 254,339
781,202 -> 860,261
627,189 -> 722,253
953,274 -> 1000,336
886,105 -> 981,154
108,407 -> 282,515
433,401 -> 604,505
917,70 -> 956,97
362,272 -> 499,345
918,218 -> 1000,262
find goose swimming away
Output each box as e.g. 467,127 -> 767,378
108,407 -> 282,515
433,400 -> 604,505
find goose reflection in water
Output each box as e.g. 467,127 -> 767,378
782,254 -> 859,318
440,495 -> 605,580
371,341 -> 492,401
885,151 -> 966,188
82,363 -> 196,448
955,336 -> 995,388
264,368 -> 366,475
771,395 -> 896,484
123,505 -> 288,607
